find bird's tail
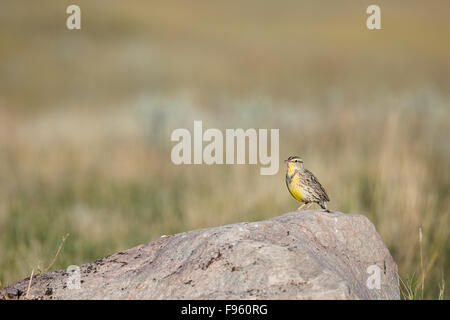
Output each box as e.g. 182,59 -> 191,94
319,201 -> 330,213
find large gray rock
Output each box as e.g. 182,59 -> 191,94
3,211 -> 399,300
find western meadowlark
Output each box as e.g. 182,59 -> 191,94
285,156 -> 330,212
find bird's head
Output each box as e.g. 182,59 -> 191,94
285,156 -> 304,172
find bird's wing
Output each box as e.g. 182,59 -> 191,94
304,169 -> 330,201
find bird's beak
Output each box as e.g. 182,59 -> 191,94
284,159 -> 288,164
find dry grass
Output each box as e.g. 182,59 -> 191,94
0,0 -> 449,299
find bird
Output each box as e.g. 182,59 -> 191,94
285,156 -> 330,212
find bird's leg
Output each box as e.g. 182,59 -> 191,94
305,203 -> 313,210
297,203 -> 307,211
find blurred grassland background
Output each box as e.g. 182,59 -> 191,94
0,0 -> 449,299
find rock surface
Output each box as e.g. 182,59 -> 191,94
3,211 -> 400,300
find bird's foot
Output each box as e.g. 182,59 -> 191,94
297,203 -> 312,211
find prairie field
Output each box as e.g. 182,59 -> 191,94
0,1 -> 449,299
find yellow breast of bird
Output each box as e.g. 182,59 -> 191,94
288,174 -> 303,202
